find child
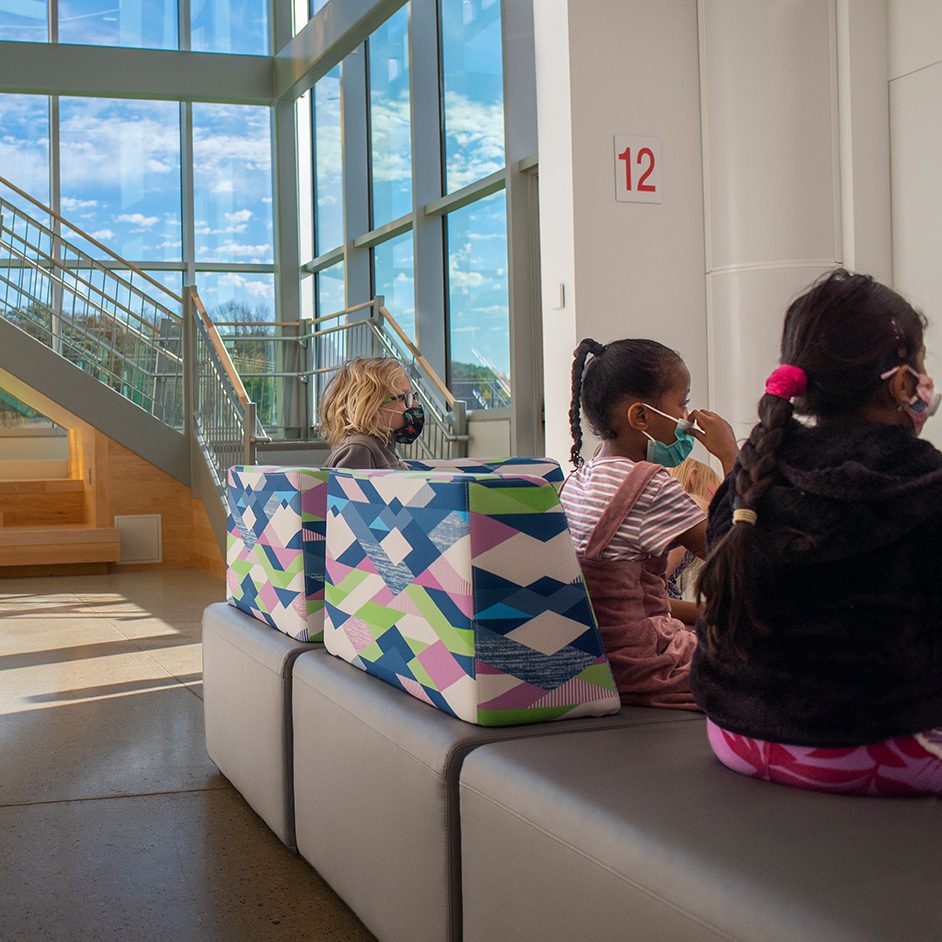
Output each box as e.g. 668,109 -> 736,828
319,357 -> 424,469
666,458 -> 721,625
561,338 -> 738,709
694,269 -> 942,795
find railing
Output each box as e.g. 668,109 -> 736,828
212,296 -> 469,460
0,174 -> 265,505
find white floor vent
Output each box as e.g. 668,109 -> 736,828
114,514 -> 163,564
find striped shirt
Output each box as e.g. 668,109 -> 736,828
561,457 -> 706,561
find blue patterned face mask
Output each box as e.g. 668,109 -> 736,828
641,404 -> 695,468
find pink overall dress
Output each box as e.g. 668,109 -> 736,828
576,461 -> 699,710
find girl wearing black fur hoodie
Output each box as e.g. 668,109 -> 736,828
692,270 -> 942,795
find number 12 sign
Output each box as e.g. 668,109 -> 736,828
614,135 -> 662,204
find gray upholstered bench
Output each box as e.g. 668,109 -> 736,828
202,602 -> 323,848
292,651 -> 702,942
459,719 -> 941,942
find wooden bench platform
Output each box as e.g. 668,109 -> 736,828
0,524 -> 121,567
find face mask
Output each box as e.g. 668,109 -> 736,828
392,404 -> 425,445
880,365 -> 941,436
641,403 -> 696,468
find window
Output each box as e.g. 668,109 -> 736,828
193,104 -> 273,265
59,98 -> 181,262
0,94 -> 50,211
440,0 -> 504,193
316,260 -> 344,317
446,191 -> 509,409
191,0 -> 267,55
368,4 -> 412,227
0,0 -> 47,42
313,66 -> 343,255
58,0 -> 177,49
373,232 -> 414,340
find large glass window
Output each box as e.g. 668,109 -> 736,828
368,4 -> 412,227
193,103 -> 273,264
446,191 -> 510,409
59,98 -> 181,261
313,66 -> 343,255
0,95 -> 50,210
196,271 -> 274,321
191,0 -> 267,55
440,0 -> 504,192
373,231 -> 414,340
59,0 -> 177,49
316,260 -> 344,317
0,1 -> 47,42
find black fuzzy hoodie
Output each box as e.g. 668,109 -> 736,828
691,419 -> 942,746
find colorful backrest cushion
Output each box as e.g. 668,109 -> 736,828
323,468 -> 620,725
227,466 -> 328,642
403,457 -> 564,488
225,457 -> 563,641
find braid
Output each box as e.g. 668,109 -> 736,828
569,339 -> 603,467
698,393 -> 793,652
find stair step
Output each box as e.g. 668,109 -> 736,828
0,525 -> 121,566
0,479 -> 85,528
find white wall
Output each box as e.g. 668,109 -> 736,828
889,0 -> 942,449
534,0 -> 707,468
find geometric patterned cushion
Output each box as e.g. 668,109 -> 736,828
226,466 -> 328,642
225,458 -> 563,641
403,456 -> 564,488
323,468 -> 620,726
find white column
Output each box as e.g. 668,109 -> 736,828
888,0 -> 942,449
699,0 -> 842,439
533,0 -> 707,467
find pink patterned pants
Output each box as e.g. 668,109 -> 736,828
707,719 -> 942,796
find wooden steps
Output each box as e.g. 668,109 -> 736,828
0,524 -> 121,567
0,479 -> 85,527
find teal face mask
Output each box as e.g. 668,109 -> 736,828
642,404 -> 695,468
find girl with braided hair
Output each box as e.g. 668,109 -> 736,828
693,269 -> 942,795
561,338 -> 738,709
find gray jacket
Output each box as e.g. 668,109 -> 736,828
323,433 -> 406,470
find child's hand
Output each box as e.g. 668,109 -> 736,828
688,409 -> 738,477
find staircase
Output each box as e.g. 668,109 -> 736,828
0,174 -> 469,569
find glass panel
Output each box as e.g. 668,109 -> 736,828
446,191 -> 509,409
0,94 -> 50,215
316,260 -> 344,317
195,271 -> 275,322
372,232 -> 414,340
0,0 -> 47,42
191,0 -> 267,55
310,0 -> 329,13
440,0 -> 504,192
0,390 -> 57,430
59,98 -> 181,261
368,4 -> 412,227
59,0 -> 177,49
193,104 -> 273,264
313,66 -> 343,255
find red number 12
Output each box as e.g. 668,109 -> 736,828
618,146 -> 656,192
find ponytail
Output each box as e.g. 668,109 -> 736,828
569,339 -> 604,467
697,393 -> 793,651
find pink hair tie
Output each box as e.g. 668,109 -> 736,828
765,365 -> 807,400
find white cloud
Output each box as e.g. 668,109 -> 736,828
117,213 -> 159,227
61,197 -> 98,211
89,229 -> 114,241
211,179 -> 235,194
443,91 -> 505,189
225,209 -> 253,224
146,158 -> 173,174
449,270 -> 486,291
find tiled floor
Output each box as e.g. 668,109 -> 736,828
0,569 -> 374,942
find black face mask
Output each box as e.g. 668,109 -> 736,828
393,404 -> 425,445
